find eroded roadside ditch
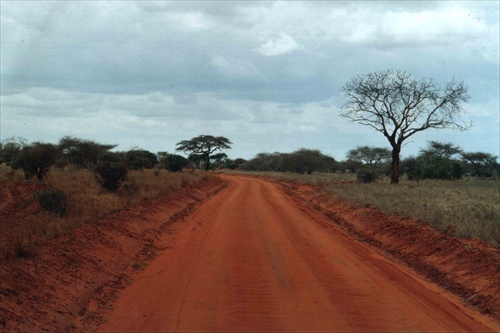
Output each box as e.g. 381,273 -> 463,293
0,178 -> 227,333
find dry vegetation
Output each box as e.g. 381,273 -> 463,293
323,179 -> 500,246
225,170 -> 356,184
0,165 -> 215,260
228,171 -> 500,247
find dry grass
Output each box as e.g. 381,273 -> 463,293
46,168 -> 205,224
228,170 -> 500,247
0,166 -> 215,260
323,179 -> 500,246
221,170 -> 357,184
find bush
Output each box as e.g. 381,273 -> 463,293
126,149 -> 158,170
36,189 -> 67,216
95,161 -> 128,192
357,168 -> 377,183
163,154 -> 188,172
12,143 -> 59,180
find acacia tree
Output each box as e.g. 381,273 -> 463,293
58,136 -> 116,168
0,137 -> 28,165
419,141 -> 462,159
461,151 -> 497,178
176,135 -> 232,171
347,146 -> 391,168
341,69 -> 470,184
417,141 -> 463,180
13,143 -> 59,180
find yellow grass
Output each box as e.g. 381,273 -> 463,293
0,166 -> 216,260
323,178 -> 500,246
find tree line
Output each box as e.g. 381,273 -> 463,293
1,69 -> 497,184
0,135 -> 238,190
238,142 -> 498,182
0,136 -> 174,191
2,135 -> 496,186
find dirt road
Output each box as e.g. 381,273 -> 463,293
98,175 -> 496,332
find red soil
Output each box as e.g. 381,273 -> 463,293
98,175 -> 497,332
0,178 -> 226,332
0,175 -> 498,332
276,180 -> 500,322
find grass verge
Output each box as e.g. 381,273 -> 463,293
0,166 -> 217,260
323,179 -> 499,246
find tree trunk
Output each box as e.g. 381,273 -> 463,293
204,154 -> 210,171
390,146 -> 401,184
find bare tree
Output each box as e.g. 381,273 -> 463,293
341,69 -> 470,184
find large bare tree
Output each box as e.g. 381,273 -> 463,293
341,69 -> 470,184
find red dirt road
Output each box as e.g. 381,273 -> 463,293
98,175 -> 496,332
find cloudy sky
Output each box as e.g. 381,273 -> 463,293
1,1 -> 499,161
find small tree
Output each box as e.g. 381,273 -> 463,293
419,141 -> 462,159
12,143 -> 59,180
210,153 -> 228,169
163,154 -> 189,172
58,136 -> 116,168
280,149 -> 331,174
403,142 -> 464,181
346,146 -> 391,173
0,137 -> 28,165
342,69 -> 470,184
176,135 -> 232,171
356,168 -> 378,183
229,158 -> 247,170
156,151 -> 169,164
94,153 -> 128,192
402,156 -> 424,182
126,149 -> 158,170
418,141 -> 463,180
461,152 -> 497,178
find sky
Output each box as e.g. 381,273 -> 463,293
1,1 -> 499,161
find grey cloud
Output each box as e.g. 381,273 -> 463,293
1,1 -> 498,160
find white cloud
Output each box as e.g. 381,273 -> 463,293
255,33 -> 300,56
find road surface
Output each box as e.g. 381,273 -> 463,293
98,175 -> 494,332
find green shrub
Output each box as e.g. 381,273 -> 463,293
95,161 -> 128,192
13,143 -> 58,180
357,168 -> 377,183
163,154 -> 188,172
126,149 -> 158,170
36,189 -> 67,216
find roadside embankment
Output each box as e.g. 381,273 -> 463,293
0,176 -> 226,332
276,180 -> 499,322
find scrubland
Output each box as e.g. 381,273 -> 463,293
229,171 -> 500,246
324,179 -> 500,246
0,165 -> 214,260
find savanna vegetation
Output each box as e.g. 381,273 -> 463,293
226,142 -> 499,247
0,136 -> 221,260
1,132 -> 498,256
0,164 -> 217,260
1,69 -> 498,258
